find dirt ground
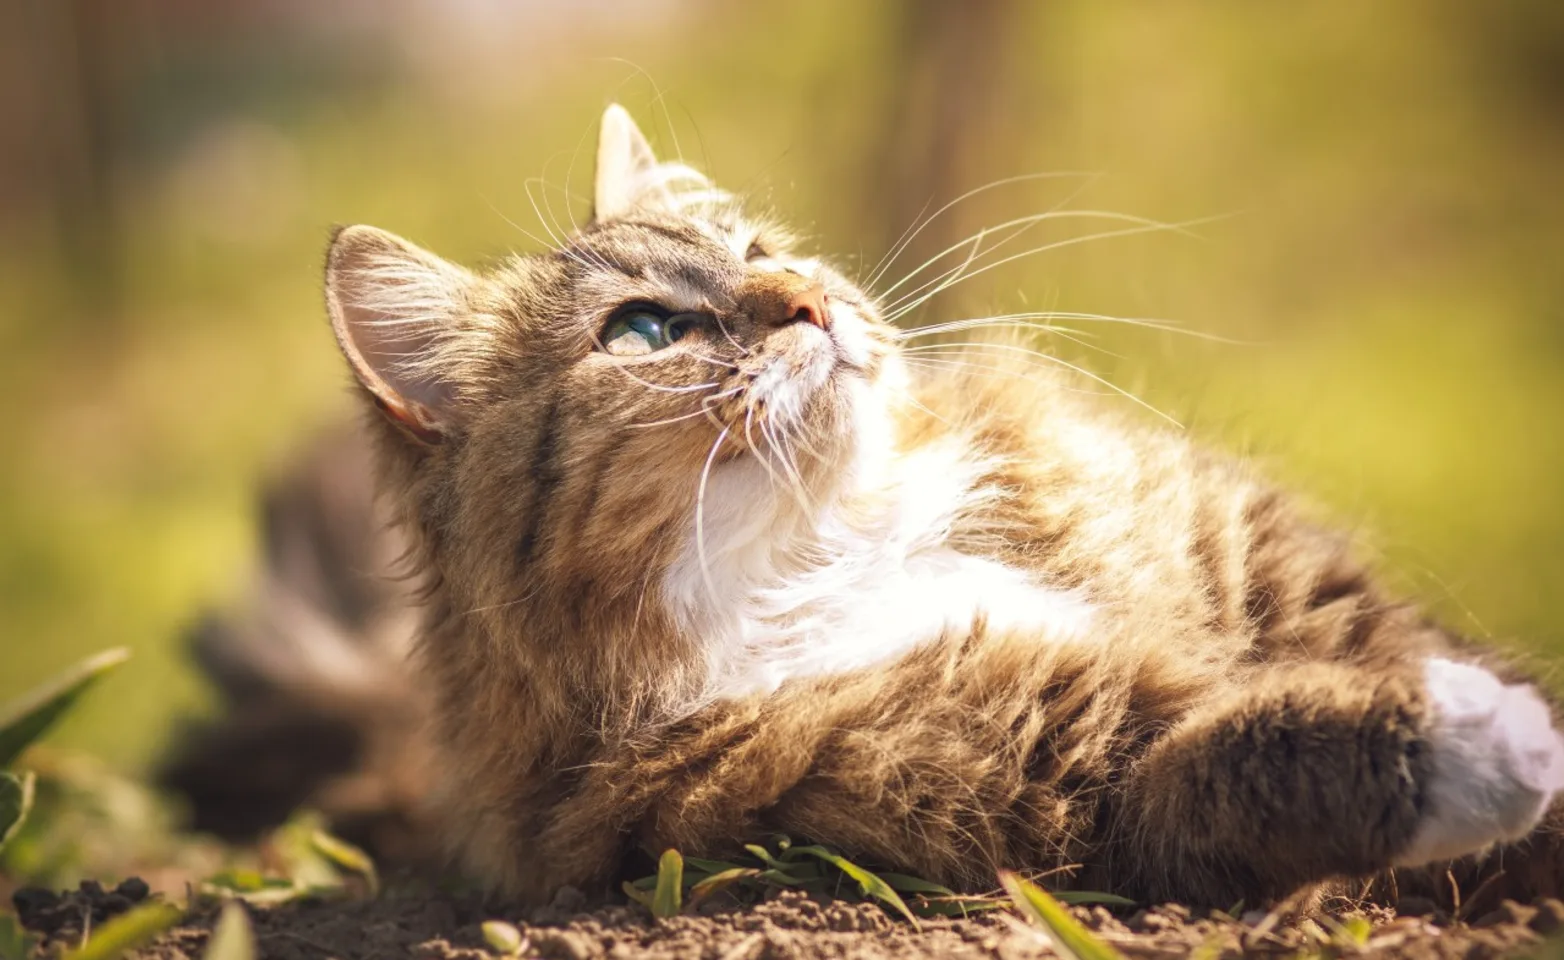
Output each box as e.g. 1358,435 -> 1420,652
13,879 -> 1564,960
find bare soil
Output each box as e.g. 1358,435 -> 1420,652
14,879 -> 1564,959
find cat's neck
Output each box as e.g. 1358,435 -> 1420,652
660,396 -> 1094,714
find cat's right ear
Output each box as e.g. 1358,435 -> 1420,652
325,225 -> 474,446
593,103 -> 674,220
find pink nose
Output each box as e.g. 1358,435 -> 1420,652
784,284 -> 831,332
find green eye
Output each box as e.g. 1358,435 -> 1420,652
601,309 -> 667,356
600,308 -> 705,356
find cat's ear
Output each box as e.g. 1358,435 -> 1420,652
325,225 -> 474,445
593,103 -> 674,220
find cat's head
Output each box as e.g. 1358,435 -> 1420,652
324,105 -> 907,691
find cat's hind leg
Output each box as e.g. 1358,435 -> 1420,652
1116,658 -> 1564,906
1395,657 -> 1564,867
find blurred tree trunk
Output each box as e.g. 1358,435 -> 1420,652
867,0 -> 1025,324
0,0 -> 125,318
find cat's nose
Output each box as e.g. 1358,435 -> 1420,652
737,274 -> 832,332
781,284 -> 831,332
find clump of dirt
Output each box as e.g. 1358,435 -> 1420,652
11,878 -> 152,943
15,881 -> 1564,959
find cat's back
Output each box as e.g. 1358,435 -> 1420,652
915,353 -> 1339,657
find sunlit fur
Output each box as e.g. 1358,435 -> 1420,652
313,106 -> 1564,908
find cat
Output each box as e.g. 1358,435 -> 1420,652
169,104 -> 1564,911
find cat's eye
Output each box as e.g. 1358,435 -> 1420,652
600,306 -> 705,356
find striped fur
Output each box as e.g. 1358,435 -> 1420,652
289,105 -> 1564,909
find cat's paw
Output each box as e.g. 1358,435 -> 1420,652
1396,657 -> 1564,866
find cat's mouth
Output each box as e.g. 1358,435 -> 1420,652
747,325 -> 842,428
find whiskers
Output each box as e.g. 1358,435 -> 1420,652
903,340 -> 1183,427
694,424 -> 732,608
862,172 -> 1238,429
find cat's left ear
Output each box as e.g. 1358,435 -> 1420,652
593,103 -> 675,220
325,224 -> 476,446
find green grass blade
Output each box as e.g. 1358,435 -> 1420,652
742,843 -> 790,870
202,903 -> 255,960
875,873 -> 956,896
621,881 -> 654,909
0,648 -> 130,769
686,868 -> 762,909
1000,871 -> 1124,960
0,771 -> 35,853
682,856 -> 747,876
310,828 -> 379,896
63,901 -> 183,960
789,846 -> 921,930
652,849 -> 683,918
0,914 -> 39,960
1053,890 -> 1136,907
908,896 -> 1009,918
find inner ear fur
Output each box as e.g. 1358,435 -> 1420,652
593,103 -> 674,220
324,224 -> 475,445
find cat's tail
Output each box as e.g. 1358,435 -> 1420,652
158,423 -> 441,865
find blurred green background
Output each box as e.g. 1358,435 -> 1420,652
2,0 -> 1562,773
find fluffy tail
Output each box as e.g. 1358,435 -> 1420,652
159,424 -> 439,864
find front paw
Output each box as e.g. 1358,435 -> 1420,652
1396,658 -> 1564,866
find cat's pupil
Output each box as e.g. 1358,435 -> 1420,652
665,314 -> 700,342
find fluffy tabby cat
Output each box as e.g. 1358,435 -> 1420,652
171,105 -> 1564,909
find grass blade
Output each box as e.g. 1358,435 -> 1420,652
1053,890 -> 1136,907
202,903 -> 255,960
876,873 -> 956,896
789,846 -> 921,930
0,771 -> 35,852
686,868 -> 762,910
682,857 -> 747,876
652,849 -> 683,918
63,901 -> 183,960
908,895 -> 1009,918
621,881 -> 654,909
0,649 -> 131,768
310,828 -> 379,896
0,914 -> 39,960
1000,871 -> 1124,960
742,843 -> 790,871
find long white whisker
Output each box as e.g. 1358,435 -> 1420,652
523,179 -> 567,250
885,216 -> 1226,323
607,364 -> 723,394
880,209 -> 1185,301
534,160 -> 575,248
760,416 -> 815,515
627,388 -> 744,429
905,341 -> 1183,427
743,406 -> 794,500
864,171 -> 1099,292
897,311 -> 1235,342
694,425 -> 732,607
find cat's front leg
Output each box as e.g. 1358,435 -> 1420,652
1118,658 -> 1564,906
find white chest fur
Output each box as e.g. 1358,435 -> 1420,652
661,428 -> 1094,709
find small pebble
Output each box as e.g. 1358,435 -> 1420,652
550,885 -> 586,912
114,878 -> 150,902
